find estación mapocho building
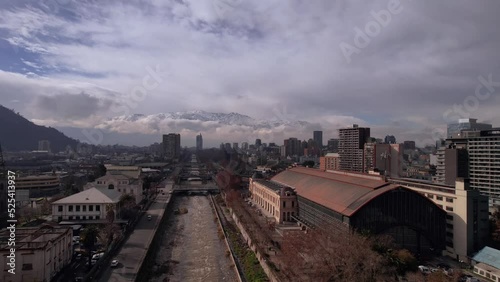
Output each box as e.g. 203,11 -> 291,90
249,167 -> 446,256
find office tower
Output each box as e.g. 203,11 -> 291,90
384,135 -> 396,144
255,139 -> 262,148
403,141 -> 416,150
162,133 -> 181,160
327,139 -> 339,153
241,142 -> 249,150
447,118 -> 492,139
233,143 -> 239,150
338,124 -> 370,173
38,140 -> 51,152
313,131 -> 323,148
220,143 -> 225,150
196,134 -> 203,151
225,143 -> 232,151
365,143 -> 403,177
284,138 -> 302,157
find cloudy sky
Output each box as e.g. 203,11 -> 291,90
1,0 -> 499,147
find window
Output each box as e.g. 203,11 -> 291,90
68,205 -> 73,212
88,216 -> 93,220
75,216 -> 80,220
446,198 -> 454,203
89,205 -> 93,212
58,216 -> 62,222
83,205 -> 86,212
446,207 -> 454,212
76,205 -> 80,212
96,205 -> 100,211
95,216 -> 100,220
58,206 -> 63,212
292,201 -> 295,208
446,214 -> 454,220
427,194 -> 434,199
108,184 -> 114,190
436,196 -> 443,201
22,264 -> 33,270
68,216 -> 73,220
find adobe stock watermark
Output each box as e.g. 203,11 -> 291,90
442,74 -> 500,122
339,0 -> 411,64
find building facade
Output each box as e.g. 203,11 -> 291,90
319,153 -> 340,171
86,167 -> 144,204
339,124 -> 370,173
313,131 -> 323,148
163,133 -> 181,160
271,167 -> 446,255
327,138 -> 339,153
391,178 -> 489,261
196,134 -> 203,151
447,118 -> 492,139
249,179 -> 298,223
0,225 -> 73,282
16,175 -> 61,198
52,188 -> 121,223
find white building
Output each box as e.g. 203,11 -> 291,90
51,188 -> 121,223
0,225 -> 72,282
85,166 -> 144,205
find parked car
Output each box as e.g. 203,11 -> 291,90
418,265 -> 431,275
147,215 -> 152,220
111,260 -> 119,268
92,252 -> 105,260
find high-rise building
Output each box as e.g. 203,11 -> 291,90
338,124 -> 370,173
447,118 -> 492,139
284,138 -> 302,157
196,134 -> 203,151
313,131 -> 323,148
225,143 -> 232,151
233,143 -> 239,150
384,135 -> 396,144
327,138 -> 339,153
403,141 -> 416,151
365,143 -> 403,178
162,133 -> 181,160
464,128 -> 500,206
38,140 -> 51,152
255,139 -> 262,148
241,142 -> 249,151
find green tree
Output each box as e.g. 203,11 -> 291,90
81,225 -> 100,270
119,194 -> 137,220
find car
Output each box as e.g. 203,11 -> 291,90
75,253 -> 82,260
418,265 -> 431,275
111,260 -> 119,268
92,252 -> 105,260
147,215 -> 152,220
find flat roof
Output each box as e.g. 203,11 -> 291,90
473,247 -> 500,270
271,167 -> 399,217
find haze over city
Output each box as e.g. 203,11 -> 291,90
1,0 -> 500,147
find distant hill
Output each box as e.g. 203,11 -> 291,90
0,105 -> 79,152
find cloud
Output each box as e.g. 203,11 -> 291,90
0,0 -> 499,146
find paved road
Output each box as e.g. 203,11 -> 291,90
98,185 -> 173,282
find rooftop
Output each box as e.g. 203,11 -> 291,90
52,187 -> 122,204
473,247 -> 500,270
254,179 -> 288,192
0,225 -> 71,250
271,167 -> 399,217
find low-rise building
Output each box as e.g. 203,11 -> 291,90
249,178 -> 298,223
0,225 -> 73,282
85,166 -> 143,204
51,188 -> 122,223
472,247 -> 500,281
16,175 -> 60,197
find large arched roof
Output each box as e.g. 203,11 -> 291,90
271,167 -> 407,217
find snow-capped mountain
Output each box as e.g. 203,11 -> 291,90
106,110 -> 310,129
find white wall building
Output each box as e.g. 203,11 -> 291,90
85,167 -> 144,204
51,188 -> 121,223
0,225 -> 72,282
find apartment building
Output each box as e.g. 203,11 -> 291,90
391,178 -> 489,261
0,225 -> 72,282
338,124 -> 370,173
319,153 -> 340,171
163,133 -> 181,160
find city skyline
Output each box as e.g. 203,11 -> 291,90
0,1 -> 499,148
